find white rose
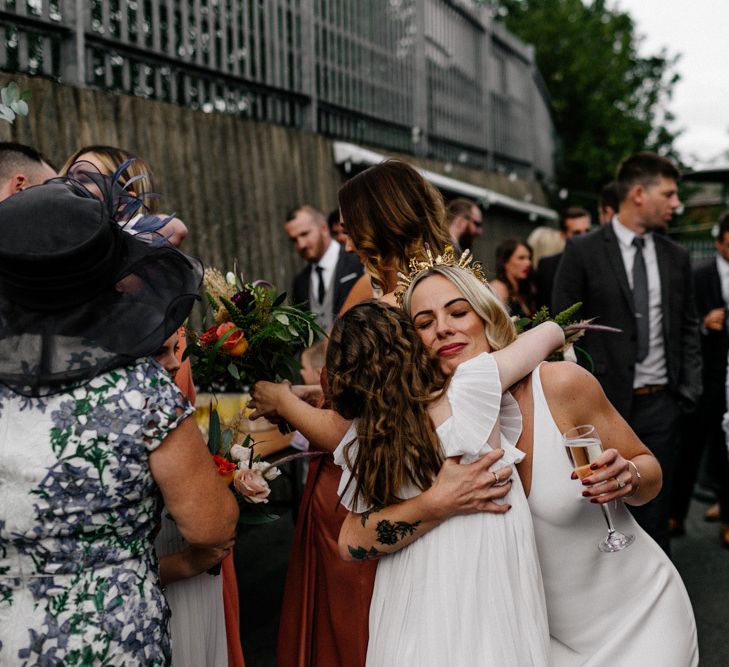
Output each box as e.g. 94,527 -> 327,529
230,444 -> 252,464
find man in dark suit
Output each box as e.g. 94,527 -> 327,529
553,152 -> 702,553
670,212 -> 729,547
536,207 -> 591,310
285,205 -> 363,331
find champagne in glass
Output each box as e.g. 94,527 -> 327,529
563,424 -> 635,553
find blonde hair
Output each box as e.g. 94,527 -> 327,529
526,226 -> 564,268
61,145 -> 160,213
403,264 -> 517,351
338,160 -> 450,290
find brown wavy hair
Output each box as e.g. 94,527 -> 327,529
338,160 -> 450,291
326,301 -> 450,508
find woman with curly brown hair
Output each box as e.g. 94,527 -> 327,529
326,300 -> 561,666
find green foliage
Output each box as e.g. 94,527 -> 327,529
0,81 -> 30,124
481,0 -> 680,199
514,302 -> 582,333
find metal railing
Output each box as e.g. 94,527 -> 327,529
0,0 -> 555,179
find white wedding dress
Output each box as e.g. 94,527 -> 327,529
527,364 -> 698,666
335,353 -> 550,666
155,514 -> 228,667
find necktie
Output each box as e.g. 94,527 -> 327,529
632,236 -> 649,362
315,265 -> 326,304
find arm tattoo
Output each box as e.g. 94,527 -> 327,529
375,519 -> 422,546
348,545 -> 382,561
359,505 -> 383,527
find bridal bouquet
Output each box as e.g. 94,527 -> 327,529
185,267 -> 324,390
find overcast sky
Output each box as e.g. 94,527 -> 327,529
612,0 -> 729,167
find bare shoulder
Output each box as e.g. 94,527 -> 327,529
490,279 -> 509,301
539,361 -> 607,406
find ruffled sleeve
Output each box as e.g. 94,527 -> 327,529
436,353 -> 523,465
332,421 -> 373,514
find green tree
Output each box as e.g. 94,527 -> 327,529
483,0 -> 680,200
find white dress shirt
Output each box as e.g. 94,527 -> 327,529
310,240 -> 341,301
716,254 -> 729,307
612,218 -> 667,388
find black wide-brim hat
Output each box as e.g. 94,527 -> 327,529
0,181 -> 203,396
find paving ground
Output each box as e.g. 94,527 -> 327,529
235,495 -> 729,667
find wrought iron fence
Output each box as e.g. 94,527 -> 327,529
0,0 -> 555,179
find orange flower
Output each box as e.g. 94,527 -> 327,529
213,454 -> 237,486
215,322 -> 248,357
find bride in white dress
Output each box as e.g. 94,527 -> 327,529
327,300 -> 564,666
377,262 -> 697,666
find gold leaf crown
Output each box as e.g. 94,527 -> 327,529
395,244 -> 487,306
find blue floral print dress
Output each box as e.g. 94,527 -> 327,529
0,359 -> 193,666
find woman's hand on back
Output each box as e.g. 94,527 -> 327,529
424,449 -> 514,519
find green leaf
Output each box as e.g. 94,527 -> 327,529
274,313 -> 290,326
206,292 -> 220,312
227,363 -> 240,380
222,429 -> 234,455
208,408 -> 221,455
272,291 -> 287,307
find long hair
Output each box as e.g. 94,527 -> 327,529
403,264 -> 517,352
494,238 -> 536,312
60,145 -> 160,213
337,160 -> 450,290
326,301 -> 449,508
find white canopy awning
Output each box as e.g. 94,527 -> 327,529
332,141 -> 557,222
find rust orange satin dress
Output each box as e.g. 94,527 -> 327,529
275,454 -> 376,667
175,329 -> 246,667
275,282 -> 377,667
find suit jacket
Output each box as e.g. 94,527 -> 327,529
693,257 -> 728,393
291,247 -> 364,318
552,223 -> 702,419
535,252 -> 562,311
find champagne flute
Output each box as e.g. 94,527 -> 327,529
563,424 -> 635,553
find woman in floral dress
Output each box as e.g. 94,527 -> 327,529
0,180 -> 239,665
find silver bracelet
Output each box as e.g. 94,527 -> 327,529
627,460 -> 642,497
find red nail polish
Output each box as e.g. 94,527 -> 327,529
570,472 -> 577,480
582,479 -> 590,486
582,490 -> 590,497
590,463 -> 598,470
590,499 -> 598,503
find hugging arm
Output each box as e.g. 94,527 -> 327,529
248,380 -> 350,452
492,321 -> 564,390
339,449 -> 513,561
